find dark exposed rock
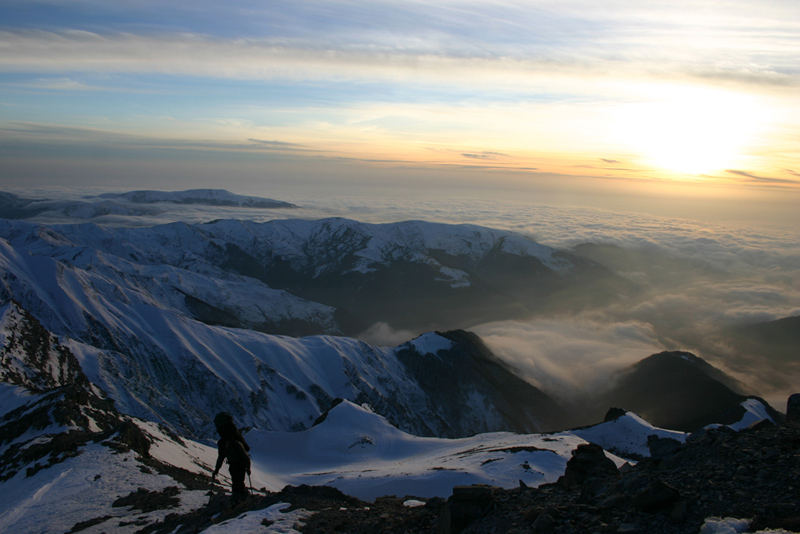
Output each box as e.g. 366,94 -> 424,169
67,515 -> 113,533
647,435 -> 683,459
787,393 -> 800,425
531,509 -> 556,532
0,301 -> 89,392
113,487 -> 181,513
604,407 -> 628,421
558,443 -> 619,488
632,480 -> 680,513
599,351 -> 748,431
396,329 -> 573,437
440,485 -> 495,534
112,420 -> 152,458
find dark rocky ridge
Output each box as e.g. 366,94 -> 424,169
397,330 -> 574,435
595,351 -> 783,431
0,301 -> 89,392
134,416 -> 800,534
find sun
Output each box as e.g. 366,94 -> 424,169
618,88 -> 763,176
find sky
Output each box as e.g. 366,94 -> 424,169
1,0 -> 800,220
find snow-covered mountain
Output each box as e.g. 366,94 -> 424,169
0,346 -> 777,533
0,216 -> 777,439
95,189 -> 296,209
0,296 -> 564,440
0,216 -> 628,437
0,216 -> 630,338
0,285 -> 783,532
0,189 -> 296,223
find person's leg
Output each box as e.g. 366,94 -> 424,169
229,466 -> 248,503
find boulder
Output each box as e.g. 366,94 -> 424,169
559,443 -> 619,488
786,394 -> 800,425
440,485 -> 495,534
604,407 -> 627,422
632,480 -> 680,513
647,435 -> 682,459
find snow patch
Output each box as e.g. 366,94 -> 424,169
408,333 -> 453,356
199,502 -> 312,534
728,399 -> 775,431
573,412 -> 687,458
245,400 -> 622,501
0,444 -> 202,534
700,516 -> 793,534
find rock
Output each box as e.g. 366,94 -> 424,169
440,485 -> 495,534
669,499 -> 688,522
531,510 -> 556,533
752,502 -> 800,531
559,443 -> 619,488
647,435 -> 682,459
600,493 -> 628,509
746,419 -> 775,431
113,420 -> 152,458
632,480 -> 680,513
604,407 -> 627,422
787,393 -> 800,424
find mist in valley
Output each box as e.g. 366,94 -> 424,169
347,199 -> 800,413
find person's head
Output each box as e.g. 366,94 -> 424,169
213,412 -> 237,438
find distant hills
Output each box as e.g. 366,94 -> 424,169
96,188 -> 296,208
0,188 -> 295,221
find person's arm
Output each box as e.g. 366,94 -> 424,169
211,443 -> 225,480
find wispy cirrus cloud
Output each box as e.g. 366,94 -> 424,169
461,151 -> 509,160
2,2 -> 800,185
726,169 -> 800,185
1,26 -> 798,93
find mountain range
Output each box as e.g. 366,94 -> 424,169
0,302 -> 780,532
0,215 -> 781,436
0,207 -> 790,533
0,189 -> 295,222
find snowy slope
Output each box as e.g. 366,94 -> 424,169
247,400 -> 626,501
0,324 -> 778,533
1,294 -> 556,441
573,411 -> 687,457
0,220 -> 338,337
0,217 -> 587,438
0,394 -> 624,532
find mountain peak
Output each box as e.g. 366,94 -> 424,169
602,350 -> 778,431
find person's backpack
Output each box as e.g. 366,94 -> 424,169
227,438 -> 251,472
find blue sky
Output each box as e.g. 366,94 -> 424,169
2,0 -> 800,203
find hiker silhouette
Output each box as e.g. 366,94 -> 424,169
211,412 -> 251,503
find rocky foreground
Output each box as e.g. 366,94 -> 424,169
133,416 -> 800,534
